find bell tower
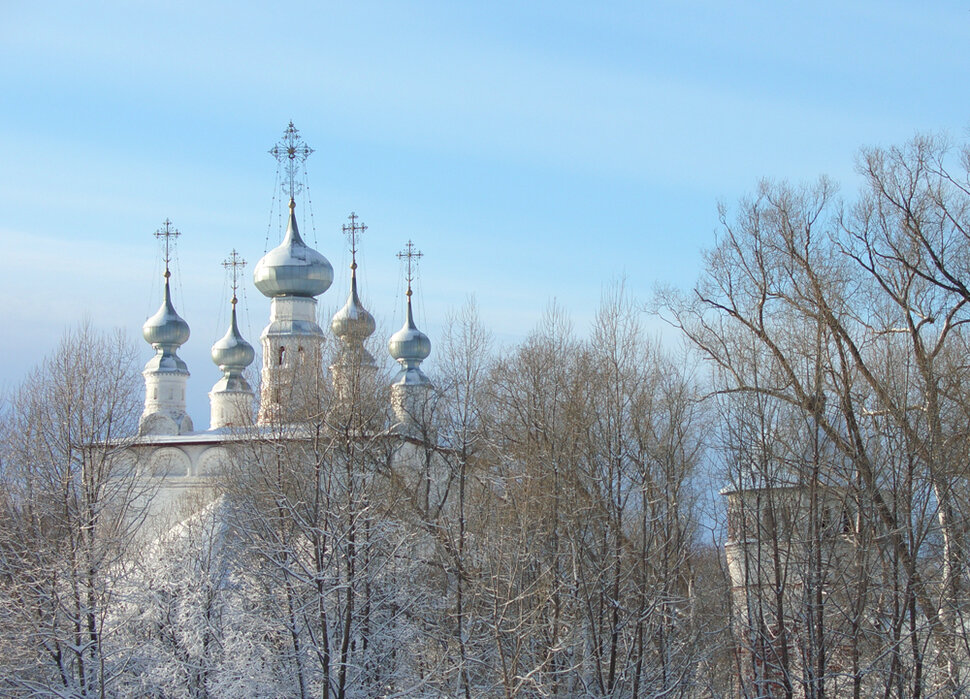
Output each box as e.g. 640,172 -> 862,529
253,123 -> 333,424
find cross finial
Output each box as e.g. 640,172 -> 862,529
154,218 -> 180,279
222,249 -> 247,307
396,240 -> 423,298
342,212 -> 367,270
268,121 -> 314,201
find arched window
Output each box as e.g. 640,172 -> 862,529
278,346 -> 286,366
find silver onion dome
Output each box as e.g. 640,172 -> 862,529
142,276 -> 190,373
389,298 -> 431,367
254,199 -> 333,298
143,277 -> 190,349
211,307 -> 255,372
331,271 -> 376,341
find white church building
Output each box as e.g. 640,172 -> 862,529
127,123 -> 435,529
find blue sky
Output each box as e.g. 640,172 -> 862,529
2,1 -> 969,424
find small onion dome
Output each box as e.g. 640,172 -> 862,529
143,277 -> 190,348
254,199 -> 333,298
331,271 -> 376,342
211,307 -> 255,372
389,298 -> 431,365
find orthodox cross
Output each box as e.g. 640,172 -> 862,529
343,212 -> 367,270
222,249 -> 247,307
154,218 -> 180,279
397,240 -> 423,298
268,121 -> 314,201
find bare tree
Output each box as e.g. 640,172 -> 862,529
661,159 -> 970,696
469,292 -> 710,698
0,323 -> 145,697
412,298 -> 492,697
220,330 -> 451,698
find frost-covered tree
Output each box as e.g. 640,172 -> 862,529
0,324 -> 145,697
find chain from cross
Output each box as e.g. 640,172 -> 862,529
342,212 -> 367,269
268,121 -> 314,201
222,249 -> 247,306
397,240 -> 423,297
154,218 -> 180,279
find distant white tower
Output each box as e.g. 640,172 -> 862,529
388,240 -> 432,432
253,123 -> 333,423
209,250 -> 256,429
330,212 -> 377,401
140,219 -> 193,436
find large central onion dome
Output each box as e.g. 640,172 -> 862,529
254,199 -> 333,298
